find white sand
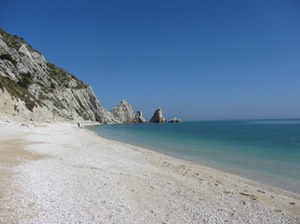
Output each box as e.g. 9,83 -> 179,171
0,120 -> 299,223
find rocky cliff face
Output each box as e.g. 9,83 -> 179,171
0,28 -> 134,123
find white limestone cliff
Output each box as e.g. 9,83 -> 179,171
0,28 -> 135,123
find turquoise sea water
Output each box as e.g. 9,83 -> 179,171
89,120 -> 300,194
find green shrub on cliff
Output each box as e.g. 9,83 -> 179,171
0,75 -> 40,112
18,72 -> 33,89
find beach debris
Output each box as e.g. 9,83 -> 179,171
257,189 -> 265,194
239,192 -> 258,201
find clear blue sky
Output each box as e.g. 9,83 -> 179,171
2,0 -> 300,121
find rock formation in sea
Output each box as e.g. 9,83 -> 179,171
111,100 -> 136,123
135,111 -> 146,123
149,108 -> 166,123
168,118 -> 182,123
0,28 -> 135,123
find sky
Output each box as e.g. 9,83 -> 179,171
2,0 -> 300,121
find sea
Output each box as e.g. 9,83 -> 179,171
88,119 -> 300,194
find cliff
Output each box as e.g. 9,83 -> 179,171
0,28 -> 134,123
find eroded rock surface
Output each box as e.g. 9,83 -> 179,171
0,28 -> 134,123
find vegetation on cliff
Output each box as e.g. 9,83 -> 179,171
0,28 -> 136,123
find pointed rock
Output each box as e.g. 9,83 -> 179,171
150,108 -> 166,123
135,111 -> 146,123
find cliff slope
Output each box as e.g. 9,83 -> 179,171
0,28 -> 134,123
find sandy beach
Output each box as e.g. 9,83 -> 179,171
0,120 -> 299,224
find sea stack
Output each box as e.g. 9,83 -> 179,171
111,100 -> 136,123
168,117 -> 182,123
149,108 -> 166,123
135,111 -> 146,123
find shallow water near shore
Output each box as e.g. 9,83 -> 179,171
89,119 -> 300,194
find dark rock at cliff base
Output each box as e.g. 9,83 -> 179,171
150,108 -> 166,123
135,111 -> 146,123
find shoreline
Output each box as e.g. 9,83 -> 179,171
1,121 -> 299,223
88,125 -> 300,200
88,123 -> 300,196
